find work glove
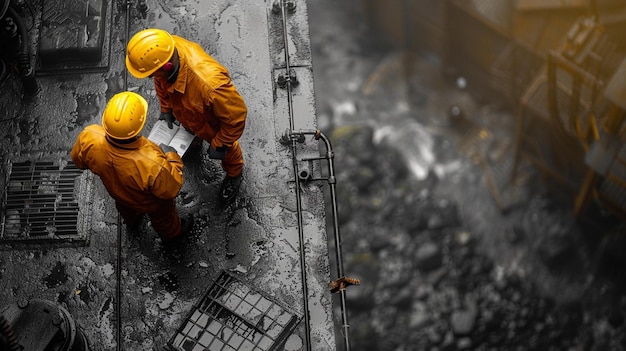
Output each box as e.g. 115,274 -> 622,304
159,143 -> 178,154
159,111 -> 176,129
208,145 -> 227,160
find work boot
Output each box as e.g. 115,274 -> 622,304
126,222 -> 141,232
182,137 -> 204,159
125,214 -> 146,234
220,173 -> 243,202
180,214 -> 194,236
162,214 -> 194,247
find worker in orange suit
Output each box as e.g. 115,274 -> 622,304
125,28 -> 248,202
71,91 -> 191,243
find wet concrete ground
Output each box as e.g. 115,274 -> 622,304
0,1 -> 336,350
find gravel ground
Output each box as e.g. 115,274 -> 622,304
307,1 -> 626,350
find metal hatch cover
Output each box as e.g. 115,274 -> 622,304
168,271 -> 301,351
36,0 -> 113,74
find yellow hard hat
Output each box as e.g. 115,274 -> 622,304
102,92 -> 147,139
125,28 -> 175,78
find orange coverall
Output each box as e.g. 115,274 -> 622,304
154,35 -> 247,177
70,125 -> 184,241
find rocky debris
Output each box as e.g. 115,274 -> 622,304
307,1 -> 626,350
158,292 -> 175,310
450,296 -> 478,335
415,242 -> 443,272
328,125 -> 626,351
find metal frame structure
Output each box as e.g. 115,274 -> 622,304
167,271 -> 300,351
510,15 -> 626,218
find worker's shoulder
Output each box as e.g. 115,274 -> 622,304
173,36 -> 226,70
134,138 -> 177,164
75,124 -> 106,142
172,34 -> 193,45
172,35 -> 211,58
81,124 -> 106,134
135,137 -> 163,155
173,35 -> 231,89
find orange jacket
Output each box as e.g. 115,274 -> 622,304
70,125 -> 184,210
154,35 -> 247,150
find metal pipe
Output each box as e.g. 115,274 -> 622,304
115,2 -> 133,350
321,132 -> 351,351
291,129 -> 352,351
123,0 -> 132,93
6,5 -> 38,96
115,215 -> 122,351
276,1 -> 354,348
278,1 -> 312,349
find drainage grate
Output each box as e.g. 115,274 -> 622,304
1,160 -> 92,243
168,271 -> 300,351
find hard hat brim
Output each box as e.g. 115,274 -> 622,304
102,92 -> 148,139
126,55 -> 156,79
125,29 -> 176,79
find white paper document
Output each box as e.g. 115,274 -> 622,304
147,119 -> 196,157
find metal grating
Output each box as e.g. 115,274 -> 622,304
1,160 -> 92,243
168,271 -> 300,351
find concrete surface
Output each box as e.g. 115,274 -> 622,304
0,1 -> 336,350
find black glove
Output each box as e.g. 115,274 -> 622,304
159,111 -> 176,129
208,145 -> 227,160
159,143 -> 178,154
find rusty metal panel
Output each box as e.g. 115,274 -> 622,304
39,0 -> 107,63
512,8 -> 588,55
37,0 -> 112,73
608,147 -> 626,183
599,179 -> 626,210
598,144 -> 626,212
490,42 -> 544,105
446,1 -> 514,96
604,57 -> 626,109
465,0 -> 515,31
361,0 -> 446,54
516,0 -> 590,11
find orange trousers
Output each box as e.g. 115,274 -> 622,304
116,199 -> 181,241
220,140 -> 244,177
